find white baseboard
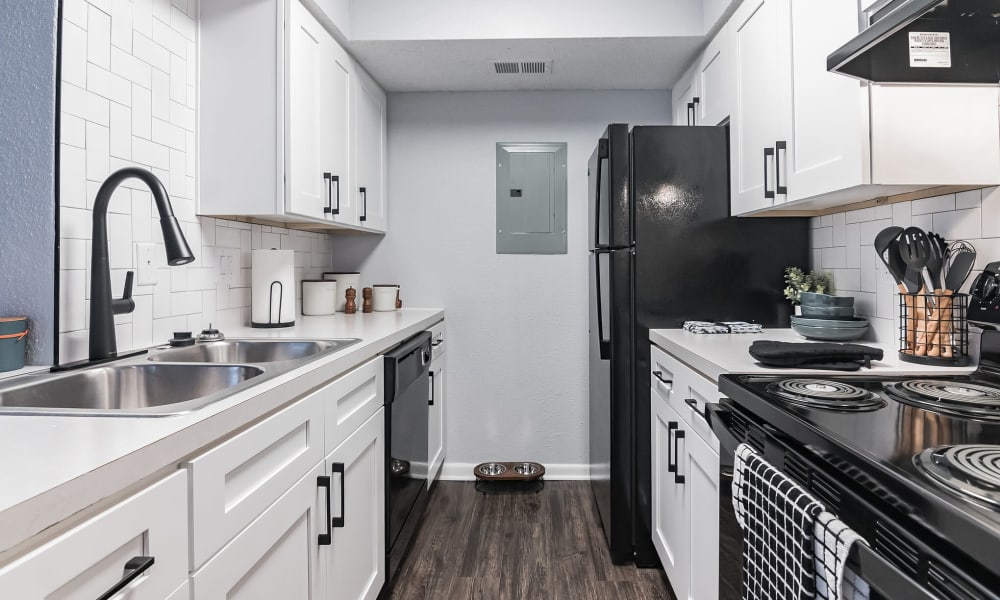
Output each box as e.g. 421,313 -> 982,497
438,462 -> 591,481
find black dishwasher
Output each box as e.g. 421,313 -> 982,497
383,331 -> 432,586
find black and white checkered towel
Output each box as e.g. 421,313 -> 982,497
733,444 -> 870,600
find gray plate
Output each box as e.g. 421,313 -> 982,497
791,323 -> 868,342
791,316 -> 869,329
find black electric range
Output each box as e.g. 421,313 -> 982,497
711,279 -> 1000,600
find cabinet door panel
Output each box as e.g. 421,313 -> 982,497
651,397 -> 688,598
672,64 -> 698,126
0,472 -> 188,600
786,0 -> 865,201
325,409 -> 386,600
325,355 -> 383,454
355,73 -> 387,231
288,0 -> 327,220
698,29 -> 730,127
428,354 -> 445,486
686,430 -> 721,600
187,391 -> 324,569
325,40 -> 355,225
729,0 -> 781,214
191,463 -> 324,599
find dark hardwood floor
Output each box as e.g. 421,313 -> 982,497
389,481 -> 676,600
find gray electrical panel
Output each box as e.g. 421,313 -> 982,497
496,142 -> 567,254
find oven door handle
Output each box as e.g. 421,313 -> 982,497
854,544 -> 938,600
704,402 -> 740,452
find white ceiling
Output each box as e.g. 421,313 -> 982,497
347,37 -> 706,92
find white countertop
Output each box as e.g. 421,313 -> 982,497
0,309 -> 443,562
649,328 -> 977,384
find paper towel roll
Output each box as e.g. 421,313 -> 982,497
323,272 -> 361,312
252,249 -> 296,327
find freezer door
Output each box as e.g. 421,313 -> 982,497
588,124 -> 631,250
589,246 -> 634,563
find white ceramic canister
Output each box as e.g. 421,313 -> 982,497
301,279 -> 337,316
372,284 -> 399,312
323,272 -> 361,311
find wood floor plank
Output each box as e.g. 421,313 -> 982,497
389,481 -> 676,600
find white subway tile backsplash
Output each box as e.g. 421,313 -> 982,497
833,268 -> 860,292
859,218 -> 893,246
845,207 -> 876,224
911,213 -> 932,232
933,208 -> 981,241
875,204 -> 893,220
58,1 -> 334,363
831,212 -> 846,246
911,193 -> 955,215
891,201 -> 911,228
821,246 -> 847,269
956,189 -> 982,210
982,187 -> 1000,238
811,227 -> 833,249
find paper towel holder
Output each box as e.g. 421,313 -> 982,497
252,280 -> 295,328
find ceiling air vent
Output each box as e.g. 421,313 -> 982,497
490,60 -> 552,75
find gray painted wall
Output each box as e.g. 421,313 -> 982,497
0,1 -> 58,364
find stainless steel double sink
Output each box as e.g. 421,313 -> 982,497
0,339 -> 360,417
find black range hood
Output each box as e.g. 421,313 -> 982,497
828,0 -> 1000,83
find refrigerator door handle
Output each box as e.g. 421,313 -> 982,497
594,248 -> 612,360
592,138 -> 610,250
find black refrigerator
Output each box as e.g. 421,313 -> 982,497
588,124 -> 809,566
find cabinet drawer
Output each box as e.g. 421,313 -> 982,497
0,471 -> 188,599
650,344 -> 682,405
650,344 -> 719,450
187,391 -> 324,569
325,355 -> 384,453
428,320 -> 446,360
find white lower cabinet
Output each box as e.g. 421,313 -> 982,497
0,470 -> 188,600
324,408 -> 386,600
428,352 -> 446,486
651,343 -> 721,600
191,462 -> 325,599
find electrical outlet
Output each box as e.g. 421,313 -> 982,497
136,243 -> 158,286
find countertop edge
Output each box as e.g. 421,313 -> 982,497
0,310 -> 444,564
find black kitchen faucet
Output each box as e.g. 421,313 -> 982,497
75,167 -> 194,367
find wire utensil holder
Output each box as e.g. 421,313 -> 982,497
898,292 -> 971,366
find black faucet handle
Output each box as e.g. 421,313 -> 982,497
112,271 -> 136,315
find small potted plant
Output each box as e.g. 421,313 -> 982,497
783,267 -> 833,313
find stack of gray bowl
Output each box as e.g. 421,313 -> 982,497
791,292 -> 868,341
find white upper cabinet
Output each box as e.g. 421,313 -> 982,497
729,0 -> 785,213
200,0 -> 386,233
671,63 -> 699,126
354,68 -> 388,231
675,0 -> 1000,216
696,28 -> 730,127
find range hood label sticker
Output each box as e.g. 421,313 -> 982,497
908,32 -> 951,68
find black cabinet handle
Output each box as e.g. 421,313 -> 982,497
96,556 -> 155,600
317,475 -> 332,546
764,147 -> 775,200
652,371 -> 673,387
359,186 -> 367,222
684,398 -> 711,425
775,140 -> 787,195
432,339 -> 444,347
667,421 -> 678,473
688,97 -> 700,126
323,173 -> 332,214
673,429 -> 686,485
331,462 -> 345,528
687,102 -> 694,126
429,371 -> 435,406
326,175 -> 340,215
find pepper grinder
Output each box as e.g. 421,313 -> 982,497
345,287 -> 357,314
362,287 -> 373,313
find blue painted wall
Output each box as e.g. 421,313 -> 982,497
0,1 -> 58,364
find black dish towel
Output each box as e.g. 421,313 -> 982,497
749,341 -> 883,371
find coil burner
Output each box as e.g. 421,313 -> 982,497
915,445 -> 1000,510
766,379 -> 885,411
885,380 -> 1000,419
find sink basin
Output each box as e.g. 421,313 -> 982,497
0,364 -> 263,417
147,339 -> 359,364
